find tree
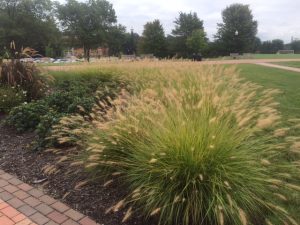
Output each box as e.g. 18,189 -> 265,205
0,0 -> 61,56
291,40 -> 300,53
253,37 -> 261,53
271,39 -> 284,53
57,0 -> 117,61
186,29 -> 207,54
106,24 -> 127,56
165,35 -> 178,58
172,12 -> 204,38
259,39 -> 284,54
171,12 -> 205,57
139,20 -> 166,58
215,4 -> 257,54
122,30 -> 139,55
260,41 -> 273,54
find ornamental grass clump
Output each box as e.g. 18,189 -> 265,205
80,66 -> 299,225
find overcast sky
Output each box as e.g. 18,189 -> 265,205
58,0 -> 300,43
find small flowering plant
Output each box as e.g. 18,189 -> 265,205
0,85 -> 26,113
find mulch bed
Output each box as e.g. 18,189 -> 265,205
0,115 -> 155,225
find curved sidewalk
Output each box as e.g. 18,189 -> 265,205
255,62 -> 300,73
0,170 -> 99,225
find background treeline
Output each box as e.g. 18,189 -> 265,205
0,0 -> 299,60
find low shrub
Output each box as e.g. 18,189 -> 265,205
0,86 -> 26,113
5,70 -> 126,151
36,110 -> 66,140
66,96 -> 95,114
5,101 -> 48,131
44,91 -> 76,113
44,91 -> 95,114
80,66 -> 299,225
29,110 -> 67,150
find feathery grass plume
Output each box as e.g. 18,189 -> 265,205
273,193 -> 287,201
74,180 -> 89,190
238,208 -> 247,225
122,207 -> 132,222
59,64 -> 299,225
113,199 -> 126,212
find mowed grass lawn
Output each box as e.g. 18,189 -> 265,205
238,64 -> 300,121
238,64 -> 300,221
209,53 -> 300,60
253,53 -> 300,59
271,61 -> 300,68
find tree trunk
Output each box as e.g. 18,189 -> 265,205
87,48 -> 90,62
83,46 -> 90,62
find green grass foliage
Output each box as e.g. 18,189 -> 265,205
80,65 -> 299,225
271,61 -> 300,68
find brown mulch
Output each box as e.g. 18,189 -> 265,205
0,115 -> 155,225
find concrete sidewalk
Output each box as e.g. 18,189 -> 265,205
0,170 -> 99,225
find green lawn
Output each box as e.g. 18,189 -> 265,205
238,64 -> 300,120
208,53 -> 300,61
271,61 -> 300,68
238,64 -> 300,222
252,54 -> 300,59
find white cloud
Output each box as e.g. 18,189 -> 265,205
58,0 -> 300,43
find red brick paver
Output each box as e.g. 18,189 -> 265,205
0,170 -> 99,225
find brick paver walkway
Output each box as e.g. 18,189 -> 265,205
0,169 -> 99,225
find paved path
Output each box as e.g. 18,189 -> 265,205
0,170 -> 99,225
255,62 -> 300,73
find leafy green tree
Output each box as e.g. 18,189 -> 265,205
291,40 -> 300,53
186,29 -> 207,54
0,0 -> 61,56
271,39 -> 284,53
165,35 -> 178,58
172,12 -> 204,37
139,20 -> 166,58
106,25 -> 127,56
171,12 -> 205,57
259,39 -> 284,54
260,41 -> 273,54
253,37 -> 262,52
215,3 -> 257,54
122,30 -> 140,55
56,0 -> 117,61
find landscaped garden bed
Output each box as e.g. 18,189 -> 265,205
0,121 -> 155,225
0,61 -> 153,225
1,60 -> 299,225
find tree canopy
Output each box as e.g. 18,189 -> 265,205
0,0 -> 61,56
170,12 -> 206,57
56,0 -> 117,61
172,12 -> 204,38
215,3 -> 257,54
0,0 -> 294,59
291,40 -> 300,53
139,20 -> 166,58
186,29 -> 207,54
105,24 -> 126,56
260,39 -> 284,54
